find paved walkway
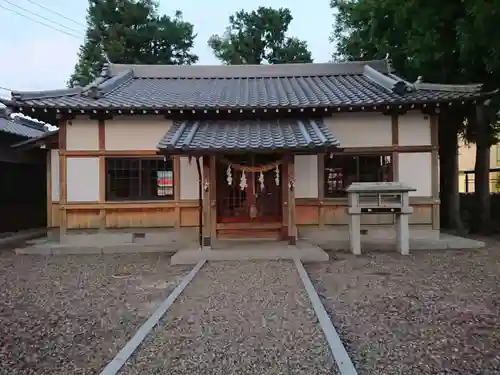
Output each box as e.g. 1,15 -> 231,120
117,261 -> 340,375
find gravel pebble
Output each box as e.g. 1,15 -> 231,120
0,251 -> 191,375
306,246 -> 500,375
121,260 -> 339,375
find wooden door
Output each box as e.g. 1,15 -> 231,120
216,154 -> 282,223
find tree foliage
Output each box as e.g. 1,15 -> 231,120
208,7 -> 312,65
331,0 -> 500,231
69,0 -> 198,87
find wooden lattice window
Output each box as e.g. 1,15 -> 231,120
324,154 -> 393,197
105,157 -> 174,201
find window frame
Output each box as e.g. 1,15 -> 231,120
323,153 -> 393,198
105,156 -> 175,202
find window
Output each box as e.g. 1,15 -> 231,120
105,157 -> 174,201
324,154 -> 392,197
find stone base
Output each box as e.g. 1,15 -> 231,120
170,240 -> 329,265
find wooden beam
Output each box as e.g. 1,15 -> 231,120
202,156 -> 211,246
61,150 -> 159,157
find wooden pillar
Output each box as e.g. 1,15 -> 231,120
202,155 -> 211,247
58,120 -> 67,238
430,114 -> 440,230
173,156 -> 181,229
46,150 -> 52,228
209,156 -> 217,241
281,157 -> 289,240
317,153 -> 325,228
287,155 -> 297,245
98,119 -> 106,230
391,114 -> 400,181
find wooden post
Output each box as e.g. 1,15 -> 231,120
202,155 -> 211,247
430,114 -> 440,230
287,155 -> 297,245
281,157 -> 289,240
46,151 -> 52,228
173,156 -> 181,229
195,157 -> 203,248
58,120 -> 67,238
209,156 -> 217,241
317,153 -> 325,228
98,119 -> 106,230
391,114 -> 400,181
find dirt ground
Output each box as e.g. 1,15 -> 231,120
306,244 -> 500,375
0,251 -> 190,375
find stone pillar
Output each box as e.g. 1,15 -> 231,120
395,215 -> 409,255
348,214 -> 361,255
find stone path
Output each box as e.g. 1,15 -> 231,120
118,260 -> 340,375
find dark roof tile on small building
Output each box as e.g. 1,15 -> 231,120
158,118 -> 340,153
0,110 -> 46,138
2,59 -> 486,112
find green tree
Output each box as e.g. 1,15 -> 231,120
331,0 -> 500,232
208,7 -> 312,65
70,0 -> 198,87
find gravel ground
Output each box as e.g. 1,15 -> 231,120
121,260 -> 338,375
306,245 -> 500,375
0,251 -> 191,375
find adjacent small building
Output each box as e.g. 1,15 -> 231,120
1,59 -> 488,245
0,108 -> 48,233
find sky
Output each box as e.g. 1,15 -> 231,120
0,0 -> 335,98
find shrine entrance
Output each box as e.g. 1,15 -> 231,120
215,153 -> 285,239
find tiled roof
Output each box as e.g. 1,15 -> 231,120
3,60 -> 485,111
0,111 -> 46,138
157,118 -> 340,153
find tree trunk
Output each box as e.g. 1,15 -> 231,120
471,104 -> 491,234
438,111 -> 464,232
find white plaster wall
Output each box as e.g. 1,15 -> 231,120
398,152 -> 432,196
66,119 -> 99,150
294,155 -> 318,198
50,150 -> 60,201
398,111 -> 431,146
180,157 -> 200,200
66,157 -> 100,202
324,113 -> 392,147
105,116 -> 172,150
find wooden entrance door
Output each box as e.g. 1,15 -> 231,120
216,154 -> 282,225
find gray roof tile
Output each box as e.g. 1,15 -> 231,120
158,118 -> 340,153
0,113 -> 46,138
6,60 -> 484,110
